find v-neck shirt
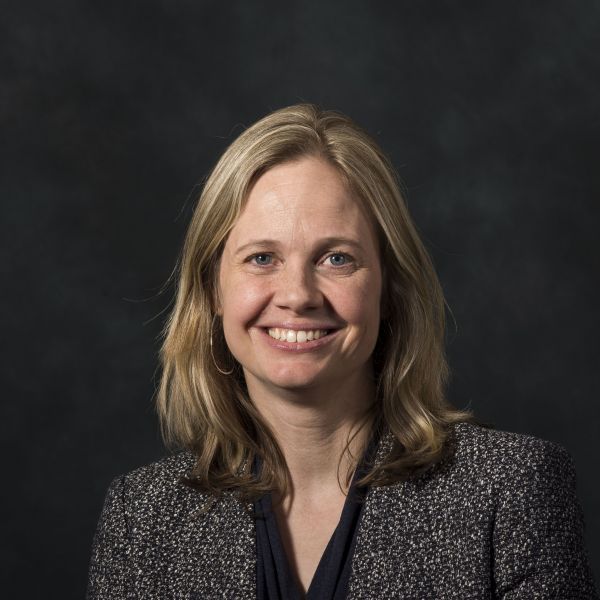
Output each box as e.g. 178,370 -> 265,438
253,433 -> 378,600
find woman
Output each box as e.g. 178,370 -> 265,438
86,104 -> 598,599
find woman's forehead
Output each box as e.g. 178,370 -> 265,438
229,157 -> 377,241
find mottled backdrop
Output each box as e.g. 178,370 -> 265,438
2,0 -> 599,596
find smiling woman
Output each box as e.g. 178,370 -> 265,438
86,105 -> 598,599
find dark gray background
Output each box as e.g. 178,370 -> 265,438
2,0 -> 599,596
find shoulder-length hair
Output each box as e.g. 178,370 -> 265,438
156,103 -> 475,501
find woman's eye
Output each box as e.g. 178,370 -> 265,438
251,253 -> 272,266
326,253 -> 351,267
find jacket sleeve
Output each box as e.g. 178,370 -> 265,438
492,440 -> 598,599
86,475 -> 132,599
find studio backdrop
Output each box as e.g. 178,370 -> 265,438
2,1 -> 598,597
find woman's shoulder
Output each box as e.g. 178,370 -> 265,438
446,421 -> 576,483
103,449 -> 201,510
119,449 -> 197,484
450,420 -> 571,457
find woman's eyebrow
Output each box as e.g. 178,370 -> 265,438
234,239 -> 280,256
313,237 -> 364,252
234,236 -> 364,256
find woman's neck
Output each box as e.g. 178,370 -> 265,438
247,370 -> 376,498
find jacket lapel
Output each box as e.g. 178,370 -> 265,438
188,495 -> 256,600
346,427 -> 401,598
180,473 -> 257,599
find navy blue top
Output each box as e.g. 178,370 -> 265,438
253,433 -> 378,600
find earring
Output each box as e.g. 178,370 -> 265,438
210,314 -> 235,376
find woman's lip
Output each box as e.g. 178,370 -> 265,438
256,327 -> 339,352
260,324 -> 340,330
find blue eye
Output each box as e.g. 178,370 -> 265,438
328,253 -> 349,266
252,254 -> 272,266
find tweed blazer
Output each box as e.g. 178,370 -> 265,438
86,422 -> 598,599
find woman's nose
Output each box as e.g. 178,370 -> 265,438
272,262 -> 323,312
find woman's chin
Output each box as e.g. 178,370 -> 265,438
249,366 -> 330,393
266,372 -> 322,391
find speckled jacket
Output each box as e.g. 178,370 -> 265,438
86,422 -> 598,599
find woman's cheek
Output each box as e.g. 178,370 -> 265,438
227,276 -> 271,319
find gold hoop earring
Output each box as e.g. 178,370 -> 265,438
210,314 -> 235,376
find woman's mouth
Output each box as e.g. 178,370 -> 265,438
267,328 -> 329,343
258,327 -> 338,352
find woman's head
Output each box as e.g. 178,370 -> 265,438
217,156 -> 383,399
157,103 -> 474,495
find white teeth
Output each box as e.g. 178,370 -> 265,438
267,328 -> 329,343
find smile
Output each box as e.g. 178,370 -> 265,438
259,327 -> 338,353
267,328 -> 329,343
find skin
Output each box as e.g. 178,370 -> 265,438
217,155 -> 383,594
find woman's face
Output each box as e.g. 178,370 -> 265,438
217,156 -> 383,396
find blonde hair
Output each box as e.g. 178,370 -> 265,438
156,103 -> 476,500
